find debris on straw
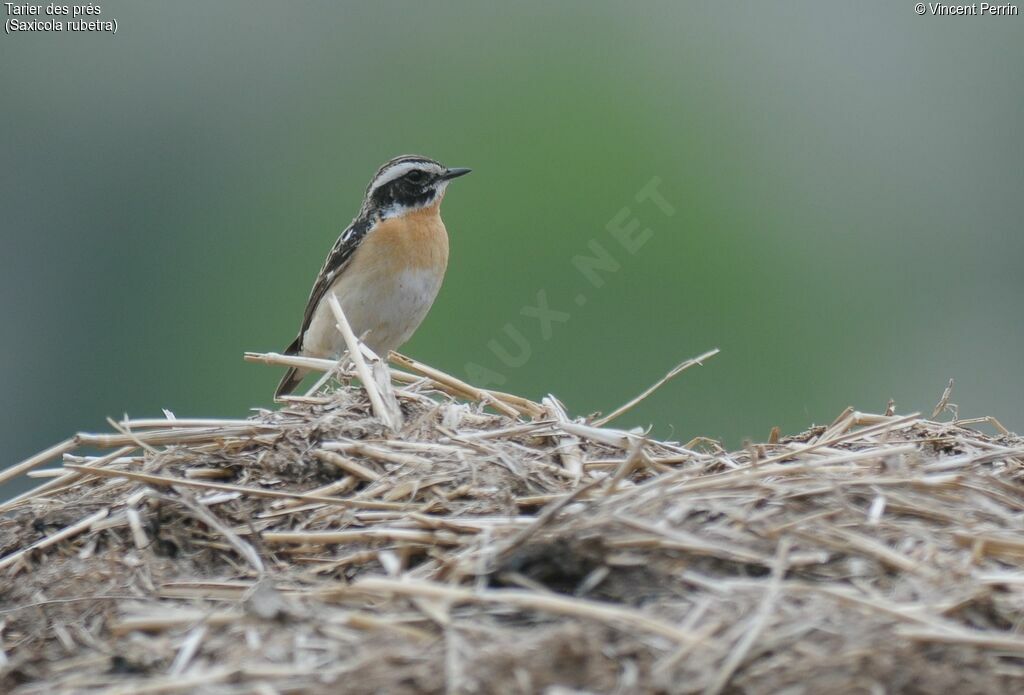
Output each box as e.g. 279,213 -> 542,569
2,348 -> 1024,694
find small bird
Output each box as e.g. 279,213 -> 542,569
275,155 -> 471,398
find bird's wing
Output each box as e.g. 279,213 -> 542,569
290,216 -> 374,350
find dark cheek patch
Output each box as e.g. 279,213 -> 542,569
375,181 -> 434,210
407,190 -> 433,208
372,184 -> 397,209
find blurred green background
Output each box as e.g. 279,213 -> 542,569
3,2 -> 1022,497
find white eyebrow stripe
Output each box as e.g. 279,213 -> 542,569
369,160 -> 445,192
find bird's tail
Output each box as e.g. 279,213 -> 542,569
274,337 -> 307,399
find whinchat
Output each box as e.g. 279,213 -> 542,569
275,155 -> 471,398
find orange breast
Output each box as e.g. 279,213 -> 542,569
353,203 -> 450,276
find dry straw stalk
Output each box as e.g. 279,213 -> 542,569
2,344 -> 1024,693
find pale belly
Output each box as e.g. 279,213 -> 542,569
302,267 -> 444,359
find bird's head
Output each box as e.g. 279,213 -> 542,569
362,155 -> 471,219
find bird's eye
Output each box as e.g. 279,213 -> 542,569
405,170 -> 428,185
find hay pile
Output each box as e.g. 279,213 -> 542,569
2,348 -> 1024,694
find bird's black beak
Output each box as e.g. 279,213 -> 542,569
442,167 -> 472,180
